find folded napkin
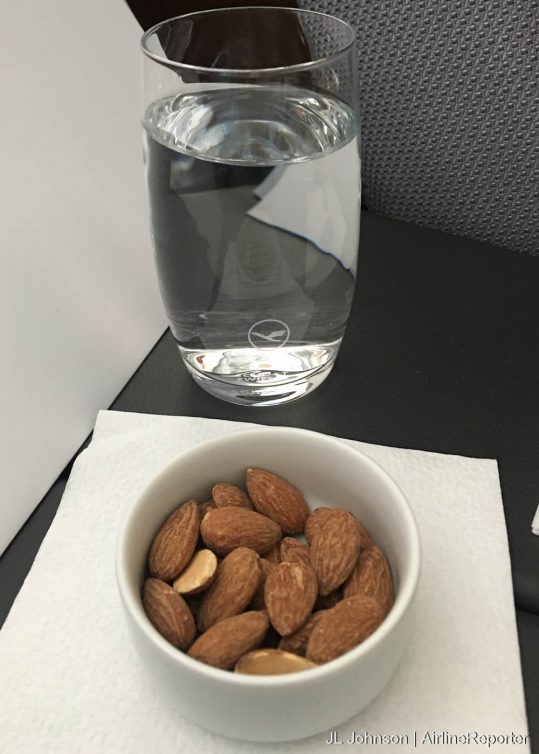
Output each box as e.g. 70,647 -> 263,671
533,506 -> 539,536
0,412 -> 530,753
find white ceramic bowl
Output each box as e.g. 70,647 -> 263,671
116,427 -> 421,742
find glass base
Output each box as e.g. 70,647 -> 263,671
179,343 -> 339,406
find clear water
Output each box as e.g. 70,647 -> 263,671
143,86 -> 360,405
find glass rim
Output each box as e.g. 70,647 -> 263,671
141,6 -> 356,76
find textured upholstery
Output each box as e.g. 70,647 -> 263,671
304,0 -> 538,253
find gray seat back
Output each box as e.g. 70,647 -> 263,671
307,0 -> 538,253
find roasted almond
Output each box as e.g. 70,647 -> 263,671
187,610 -> 269,670
265,560 -> 318,636
200,499 -> 217,518
343,545 -> 394,616
306,506 -> 374,550
246,468 -> 310,534
250,557 -> 276,610
264,542 -> 281,565
172,549 -> 218,596
310,508 -> 361,596
197,547 -> 261,631
235,648 -> 317,675
212,482 -> 253,509
278,610 -> 327,656
200,507 -> 281,555
304,507 -> 333,545
306,595 -> 384,663
280,537 -> 311,566
148,500 -> 200,581
143,578 -> 196,650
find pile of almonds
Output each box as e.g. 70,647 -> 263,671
143,468 -> 394,674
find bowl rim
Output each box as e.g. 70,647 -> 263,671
116,426 -> 421,687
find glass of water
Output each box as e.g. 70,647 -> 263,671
141,7 -> 360,406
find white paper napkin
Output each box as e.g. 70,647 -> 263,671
0,412 -> 530,754
532,506 -> 539,535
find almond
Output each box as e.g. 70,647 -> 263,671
265,560 -> 318,636
200,507 -> 281,555
280,537 -> 310,566
310,508 -> 361,596
172,549 -> 218,596
246,468 -> 310,534
306,595 -> 384,663
264,543 -> 281,565
235,648 -> 317,675
278,610 -> 327,656
148,500 -> 200,581
197,547 -> 261,631
250,557 -> 276,610
304,507 -> 332,545
143,578 -> 196,650
188,610 -> 269,670
343,545 -> 394,616
212,482 -> 253,509
200,499 -> 217,518
306,506 -> 374,550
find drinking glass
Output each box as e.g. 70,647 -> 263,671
141,7 -> 360,406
